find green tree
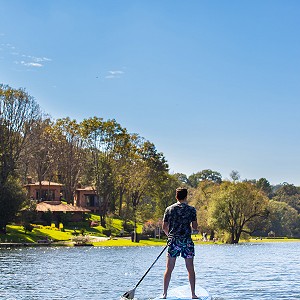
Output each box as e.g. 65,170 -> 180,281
191,180 -> 220,239
0,84 -> 40,232
267,200 -> 298,237
81,117 -> 125,226
127,138 -> 168,241
26,117 -> 57,200
256,178 -> 272,198
154,173 -> 181,219
272,183 -> 300,213
230,170 -> 240,182
173,173 -> 189,185
52,117 -> 86,204
209,181 -> 269,243
188,169 -> 222,188
0,177 -> 27,233
0,84 -> 40,184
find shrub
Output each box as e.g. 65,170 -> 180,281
23,223 -> 34,234
72,235 -> 91,245
102,229 -> 111,237
123,221 -> 134,233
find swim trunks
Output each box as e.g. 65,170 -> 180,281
167,237 -> 195,259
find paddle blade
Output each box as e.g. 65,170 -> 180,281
122,288 -> 135,299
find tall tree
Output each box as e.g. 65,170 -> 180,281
81,117 -> 124,226
0,177 -> 27,233
126,137 -> 169,241
188,169 -> 222,188
256,178 -> 272,198
0,84 -> 40,184
0,84 -> 40,232
272,183 -> 300,213
51,118 -> 86,204
191,180 -> 220,239
230,170 -> 240,182
25,117 -> 56,200
209,181 -> 269,243
267,200 -> 298,237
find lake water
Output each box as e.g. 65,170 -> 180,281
0,242 -> 299,299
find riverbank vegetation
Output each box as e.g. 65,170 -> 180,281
1,84 -> 300,244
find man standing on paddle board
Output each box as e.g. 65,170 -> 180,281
162,187 -> 199,299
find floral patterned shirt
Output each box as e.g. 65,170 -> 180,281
163,202 -> 197,238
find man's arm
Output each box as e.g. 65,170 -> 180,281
191,220 -> 199,234
162,221 -> 169,236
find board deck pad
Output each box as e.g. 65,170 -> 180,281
153,284 -> 211,300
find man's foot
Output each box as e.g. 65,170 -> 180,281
160,293 -> 167,299
192,295 -> 199,299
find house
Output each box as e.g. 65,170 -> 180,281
24,178 -> 91,224
24,178 -> 63,201
36,201 -> 90,222
24,178 -> 101,214
74,186 -> 101,213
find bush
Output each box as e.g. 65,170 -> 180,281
123,221 -> 134,233
23,223 -> 34,234
102,229 -> 112,237
72,235 -> 92,245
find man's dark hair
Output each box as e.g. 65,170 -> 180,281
176,188 -> 188,200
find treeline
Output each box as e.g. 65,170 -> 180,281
0,84 -> 176,233
173,171 -> 300,243
1,84 -> 300,243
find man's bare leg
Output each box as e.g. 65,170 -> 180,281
185,257 -> 198,299
162,256 -> 176,299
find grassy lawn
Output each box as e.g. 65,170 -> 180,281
0,225 -> 74,243
93,237 -> 167,247
1,219 -> 299,246
249,237 -> 300,243
0,214 -> 146,245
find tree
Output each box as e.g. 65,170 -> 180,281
209,181 -> 269,243
0,177 -> 27,233
230,170 -> 240,182
191,180 -> 220,239
267,200 -> 298,237
0,84 -> 40,184
272,183 -> 300,213
126,138 -> 168,241
173,173 -> 189,185
25,117 -> 57,200
0,84 -> 40,232
51,118 -> 86,203
256,178 -> 272,198
113,132 -> 132,217
154,173 -> 181,219
81,117 -> 125,226
188,169 -> 222,188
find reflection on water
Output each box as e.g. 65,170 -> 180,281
0,242 -> 299,299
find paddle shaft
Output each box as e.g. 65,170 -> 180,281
134,245 -> 168,289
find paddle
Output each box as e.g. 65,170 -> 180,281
122,244 -> 168,299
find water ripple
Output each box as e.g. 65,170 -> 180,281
0,243 -> 299,299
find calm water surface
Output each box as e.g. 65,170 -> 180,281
0,242 -> 299,299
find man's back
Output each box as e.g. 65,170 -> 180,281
163,202 -> 197,238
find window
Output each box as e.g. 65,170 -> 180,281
36,190 -> 55,201
85,194 -> 99,207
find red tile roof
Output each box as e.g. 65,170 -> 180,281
36,201 -> 90,212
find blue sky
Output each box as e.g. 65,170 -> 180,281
1,0 -> 300,185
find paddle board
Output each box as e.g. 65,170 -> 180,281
152,284 -> 211,300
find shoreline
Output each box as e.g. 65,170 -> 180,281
1,237 -> 299,248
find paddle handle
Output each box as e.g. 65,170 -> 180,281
134,245 -> 168,289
